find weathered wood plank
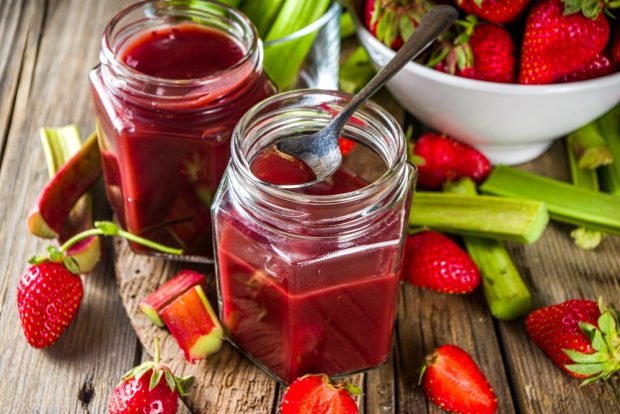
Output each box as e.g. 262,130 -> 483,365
395,287 -> 518,413
0,0 -> 142,412
113,239 -> 279,414
0,0 -> 36,160
499,142 -> 620,413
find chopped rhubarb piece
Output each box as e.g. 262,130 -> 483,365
27,133 -> 102,238
160,285 -> 223,362
140,269 -> 206,327
65,235 -> 102,274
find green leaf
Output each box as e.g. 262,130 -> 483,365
578,321 -> 598,340
598,312 -> 617,337
164,370 -> 176,392
398,15 -> 415,42
565,362 -> 605,376
563,349 -> 606,363
344,382 -> 363,395
149,368 -> 163,391
591,329 -> 606,352
62,256 -> 80,274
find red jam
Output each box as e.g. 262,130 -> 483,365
121,25 -> 244,79
216,145 -> 401,383
91,21 -> 275,257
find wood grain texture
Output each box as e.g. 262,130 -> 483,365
0,0 -> 142,412
498,141 -> 620,413
1,0 -> 620,412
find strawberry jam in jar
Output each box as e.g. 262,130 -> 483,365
212,90 -> 415,384
90,0 -> 275,259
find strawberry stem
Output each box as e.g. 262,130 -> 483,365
59,221 -> 183,256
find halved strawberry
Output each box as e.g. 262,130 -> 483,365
420,344 -> 498,414
281,374 -> 360,414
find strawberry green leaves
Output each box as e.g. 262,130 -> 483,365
565,298 -> 620,385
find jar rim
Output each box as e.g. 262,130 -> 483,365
231,89 -> 408,205
101,0 -> 260,87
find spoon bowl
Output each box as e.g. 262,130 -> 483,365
275,5 -> 458,187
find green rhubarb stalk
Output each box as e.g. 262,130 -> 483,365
566,136 -> 605,250
263,0 -> 332,90
340,11 -> 355,38
339,46 -> 375,94
598,105 -> 620,196
567,122 -> 613,169
410,192 -> 549,244
480,165 -> 620,235
40,127 -> 102,272
241,0 -> 285,38
444,178 -> 532,320
40,125 -> 82,177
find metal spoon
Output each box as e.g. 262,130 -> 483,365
275,5 -> 458,187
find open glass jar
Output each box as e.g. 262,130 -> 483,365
89,0 -> 276,260
212,90 -> 415,384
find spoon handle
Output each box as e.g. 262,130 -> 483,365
331,5 -> 458,132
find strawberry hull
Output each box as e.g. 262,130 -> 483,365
160,285 -> 223,362
140,269 -> 206,327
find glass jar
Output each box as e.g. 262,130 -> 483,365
89,0 -> 276,260
211,90 -> 415,384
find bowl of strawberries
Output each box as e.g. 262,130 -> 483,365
353,0 -> 620,164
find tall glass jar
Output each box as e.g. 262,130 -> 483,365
212,90 -> 415,384
90,0 -> 276,260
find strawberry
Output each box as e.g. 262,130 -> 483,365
338,137 -> 357,156
557,53 -> 618,83
519,0 -> 612,84
525,298 -> 620,384
430,16 -> 516,83
280,374 -> 360,414
17,261 -> 83,348
109,340 -> 191,414
455,0 -> 531,23
413,132 -> 491,190
405,231 -> 481,294
364,0 -> 434,50
420,344 -> 498,414
612,23 -> 620,65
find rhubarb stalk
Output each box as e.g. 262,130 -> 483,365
39,127 -> 102,272
567,122 -> 613,169
598,105 -> 620,196
566,135 -> 605,250
410,192 -> 549,244
444,179 -> 532,320
480,166 -> 620,235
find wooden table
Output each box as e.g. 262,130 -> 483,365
1,0 -> 619,412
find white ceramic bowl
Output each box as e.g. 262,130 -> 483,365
355,21 -> 620,164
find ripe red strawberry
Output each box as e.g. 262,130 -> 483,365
525,298 -> 620,384
519,0 -> 611,84
406,231 -> 481,294
612,23 -> 620,65
420,344 -> 497,414
557,53 -> 618,83
17,261 -> 83,348
338,137 -> 357,156
364,0 -> 433,49
431,16 -> 516,83
281,374 -> 360,414
455,0 -> 531,23
413,133 -> 491,189
109,341 -> 190,414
